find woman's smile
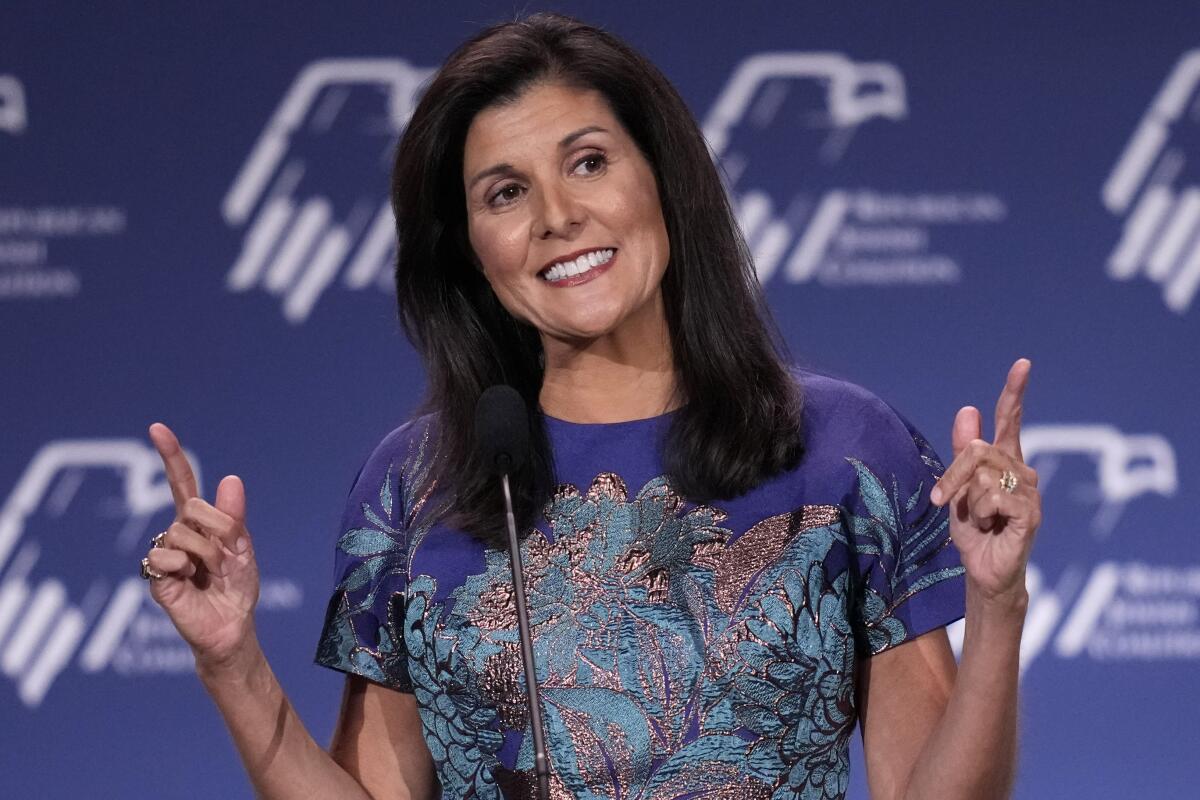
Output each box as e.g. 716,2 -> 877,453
539,248 -> 617,286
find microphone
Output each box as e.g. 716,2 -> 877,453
475,384 -> 531,475
474,385 -> 550,800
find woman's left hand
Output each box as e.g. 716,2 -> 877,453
930,358 -> 1042,603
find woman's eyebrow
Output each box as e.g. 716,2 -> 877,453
467,126 -> 610,190
558,125 -> 608,148
468,163 -> 516,191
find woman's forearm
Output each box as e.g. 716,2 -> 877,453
903,583 -> 1026,800
196,641 -> 382,800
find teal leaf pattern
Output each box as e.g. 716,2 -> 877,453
844,429 -> 966,656
315,422 -> 443,691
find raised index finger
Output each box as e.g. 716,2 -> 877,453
148,422 -> 199,513
993,358 -> 1031,460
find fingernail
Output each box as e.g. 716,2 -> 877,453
931,486 -> 943,505
235,537 -> 248,554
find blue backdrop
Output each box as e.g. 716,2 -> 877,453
2,2 -> 1197,797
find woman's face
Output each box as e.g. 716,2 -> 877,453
462,81 -> 670,344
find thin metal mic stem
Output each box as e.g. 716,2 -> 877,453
502,473 -> 551,800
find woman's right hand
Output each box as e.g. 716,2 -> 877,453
143,422 -> 261,672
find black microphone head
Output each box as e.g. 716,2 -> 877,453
474,385 -> 531,475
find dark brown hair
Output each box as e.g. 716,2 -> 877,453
392,12 -> 803,540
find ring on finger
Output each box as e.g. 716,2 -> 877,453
151,531 -> 167,549
140,556 -> 165,581
999,469 -> 1019,494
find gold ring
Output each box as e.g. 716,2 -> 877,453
1000,469 -> 1019,494
151,531 -> 167,548
140,557 -> 165,581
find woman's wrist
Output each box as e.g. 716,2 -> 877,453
194,634 -> 268,693
963,580 -> 1028,651
965,575 -> 1029,617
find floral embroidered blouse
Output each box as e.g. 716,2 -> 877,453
314,370 -> 966,799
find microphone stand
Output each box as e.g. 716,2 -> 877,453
501,471 -> 551,800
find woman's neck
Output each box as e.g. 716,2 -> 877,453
538,301 -> 678,424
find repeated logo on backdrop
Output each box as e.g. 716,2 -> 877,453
1103,49 -> 1200,314
0,441 -> 303,708
222,59 -> 435,324
701,53 -> 1006,287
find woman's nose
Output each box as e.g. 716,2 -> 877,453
535,181 -> 586,239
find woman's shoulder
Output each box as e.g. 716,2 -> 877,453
349,413 -> 440,491
791,366 -> 943,470
792,365 -> 907,425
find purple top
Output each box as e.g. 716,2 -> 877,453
315,369 -> 965,799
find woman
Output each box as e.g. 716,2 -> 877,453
142,12 -> 1040,799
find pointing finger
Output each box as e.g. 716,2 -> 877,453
993,359 -> 1031,460
148,422 -> 199,514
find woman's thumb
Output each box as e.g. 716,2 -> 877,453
215,475 -> 246,522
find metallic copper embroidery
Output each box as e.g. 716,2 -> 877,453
474,583 -> 518,631
712,504 -> 840,615
691,538 -> 725,571
645,568 -> 668,603
585,472 -> 628,502
480,640 -> 529,730
644,762 -> 768,800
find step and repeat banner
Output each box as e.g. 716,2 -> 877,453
2,3 -> 1196,797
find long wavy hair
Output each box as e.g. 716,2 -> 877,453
392,12 -> 804,541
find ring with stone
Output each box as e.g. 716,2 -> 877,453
140,556 -> 165,581
999,469 -> 1019,494
151,531 -> 167,549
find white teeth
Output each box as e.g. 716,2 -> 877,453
542,249 -> 614,282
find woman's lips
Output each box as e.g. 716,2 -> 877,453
541,251 -> 618,288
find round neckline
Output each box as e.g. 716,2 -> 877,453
540,406 -> 682,430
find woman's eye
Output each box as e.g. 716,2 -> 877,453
488,184 -> 523,207
573,153 -> 607,175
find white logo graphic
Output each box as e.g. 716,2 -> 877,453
0,75 -> 26,135
1103,49 -> 1200,313
703,53 -> 1005,287
223,59 -> 434,324
0,441 -> 301,708
1018,561 -> 1200,671
1022,424 -> 1177,538
0,441 -> 186,706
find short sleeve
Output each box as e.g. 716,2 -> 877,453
843,399 -> 966,657
313,426 -> 414,692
